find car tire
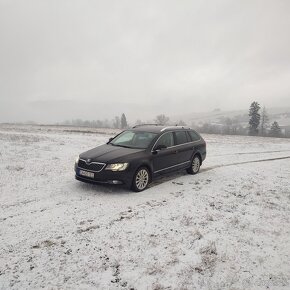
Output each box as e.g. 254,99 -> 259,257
187,155 -> 201,175
131,167 -> 150,192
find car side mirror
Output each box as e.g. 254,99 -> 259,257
107,137 -> 113,144
153,144 -> 167,153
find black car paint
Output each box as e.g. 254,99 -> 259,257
79,145 -> 144,164
75,126 -> 206,189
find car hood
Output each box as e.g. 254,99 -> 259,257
79,144 -> 144,163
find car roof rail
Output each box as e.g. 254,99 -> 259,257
132,123 -> 162,128
160,125 -> 190,131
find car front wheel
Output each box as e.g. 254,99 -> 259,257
131,167 -> 150,192
187,155 -> 201,175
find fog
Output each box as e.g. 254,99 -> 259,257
1,0 -> 290,123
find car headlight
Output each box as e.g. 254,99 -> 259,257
105,163 -> 129,171
75,156 -> 79,164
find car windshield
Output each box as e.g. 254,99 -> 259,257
110,131 -> 157,149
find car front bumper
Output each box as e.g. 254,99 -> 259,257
75,166 -> 133,187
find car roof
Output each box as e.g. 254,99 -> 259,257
131,125 -> 191,133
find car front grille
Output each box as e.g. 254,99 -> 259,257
78,159 -> 106,172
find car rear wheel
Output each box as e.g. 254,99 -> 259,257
187,155 -> 201,175
132,167 -> 150,192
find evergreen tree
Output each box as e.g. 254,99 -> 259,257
260,106 -> 269,136
120,113 -> 128,129
269,121 -> 281,137
248,101 -> 261,135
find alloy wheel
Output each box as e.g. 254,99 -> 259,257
135,168 -> 149,191
192,156 -> 200,174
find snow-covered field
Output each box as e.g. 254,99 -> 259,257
0,124 -> 290,290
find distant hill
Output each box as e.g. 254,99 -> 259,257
173,107 -> 290,127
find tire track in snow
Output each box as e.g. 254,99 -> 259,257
151,155 -> 290,187
213,149 -> 290,157
202,155 -> 290,172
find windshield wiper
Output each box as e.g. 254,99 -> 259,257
112,144 -> 132,149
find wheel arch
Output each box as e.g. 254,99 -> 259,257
135,162 -> 153,182
192,151 -> 202,165
131,163 -> 152,192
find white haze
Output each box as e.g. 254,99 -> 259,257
0,0 -> 290,123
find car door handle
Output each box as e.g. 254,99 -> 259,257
174,150 -> 178,154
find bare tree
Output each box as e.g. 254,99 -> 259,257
223,117 -> 232,135
113,116 -> 120,129
134,119 -> 143,126
155,114 -> 170,125
176,120 -> 187,126
260,106 -> 269,136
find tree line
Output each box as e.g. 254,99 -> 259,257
248,101 -> 282,137
60,114 -> 174,129
61,113 -> 128,129
59,105 -> 288,138
196,102 -> 286,138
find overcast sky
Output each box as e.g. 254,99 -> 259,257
0,0 -> 290,123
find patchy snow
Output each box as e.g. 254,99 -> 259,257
0,124 -> 290,289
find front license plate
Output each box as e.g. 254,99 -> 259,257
79,170 -> 94,178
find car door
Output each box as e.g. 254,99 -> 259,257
152,132 -> 178,174
173,131 -> 193,166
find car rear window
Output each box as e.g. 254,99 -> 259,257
188,130 -> 200,141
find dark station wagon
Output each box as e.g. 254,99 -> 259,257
75,125 -> 206,191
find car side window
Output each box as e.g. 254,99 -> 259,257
188,130 -> 200,141
133,132 -> 156,148
155,132 -> 174,148
175,131 -> 188,145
